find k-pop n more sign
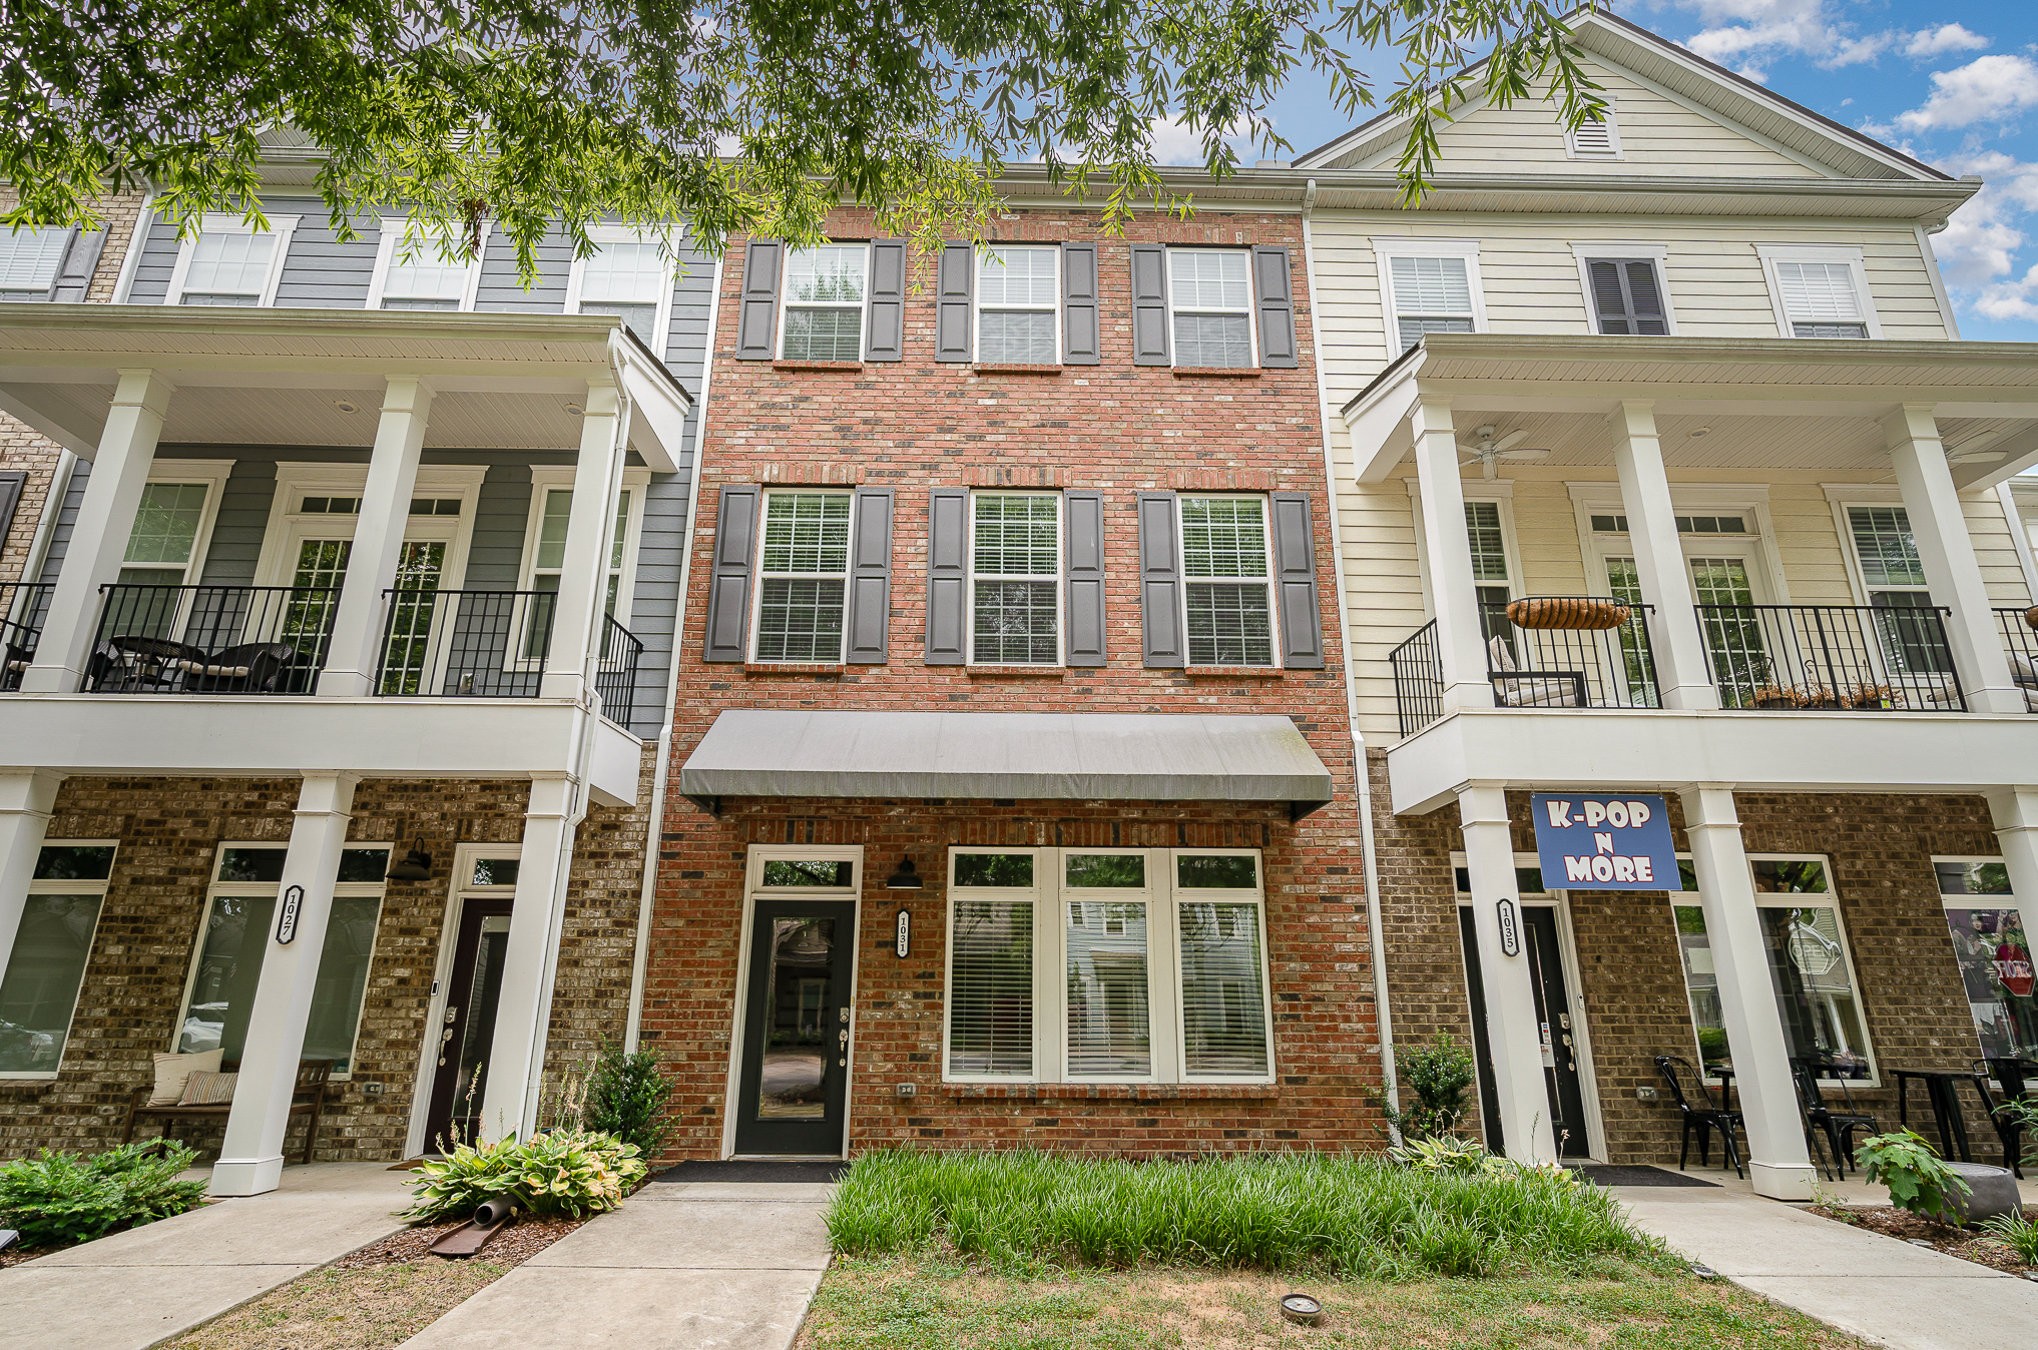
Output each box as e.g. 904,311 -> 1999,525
1532,793 -> 1681,891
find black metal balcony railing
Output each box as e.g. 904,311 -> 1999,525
0,581 -> 54,690
596,614 -> 644,725
377,588 -> 644,722
1998,607 -> 2038,715
1695,602 -> 1965,712
1389,619 -> 1443,737
87,584 -> 339,694
1481,596 -> 1661,713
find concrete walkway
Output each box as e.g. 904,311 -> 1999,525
0,1161 -> 413,1350
1619,1185 -> 2038,1350
403,1179 -> 834,1350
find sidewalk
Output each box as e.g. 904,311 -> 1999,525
402,1179 -> 834,1350
0,1161 -> 412,1350
1618,1186 -> 2038,1350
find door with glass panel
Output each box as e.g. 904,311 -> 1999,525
421,857 -> 518,1150
734,899 -> 857,1154
1685,552 -> 1767,707
266,499 -> 461,693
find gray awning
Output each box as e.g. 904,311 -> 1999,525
678,711 -> 1336,816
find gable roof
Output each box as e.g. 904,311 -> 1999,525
1294,9 -> 1949,183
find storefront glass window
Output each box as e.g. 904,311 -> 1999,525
1935,860 -> 2038,1064
0,844 -> 116,1075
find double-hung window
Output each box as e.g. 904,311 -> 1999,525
945,847 -> 1272,1084
976,246 -> 1059,364
1180,496 -> 1275,667
108,466 -> 228,639
1167,249 -> 1255,367
970,493 -> 1061,664
517,469 -> 645,662
368,220 -> 485,311
1377,240 -> 1483,356
0,226 -> 73,300
780,245 -> 868,361
1464,499 -> 1517,645
569,227 -> 676,355
0,843 -> 116,1076
753,489 -> 854,662
1934,859 -> 2038,1065
166,215 -> 298,306
1843,503 -> 1955,679
1761,247 -> 1878,339
176,845 -> 389,1075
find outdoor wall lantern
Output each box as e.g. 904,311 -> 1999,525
386,844 -> 434,882
885,857 -> 922,890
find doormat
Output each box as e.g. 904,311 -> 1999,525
1571,1164 -> 1719,1188
655,1160 -> 848,1183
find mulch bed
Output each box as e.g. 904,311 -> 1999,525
334,1215 -> 587,1269
1809,1205 -> 2033,1276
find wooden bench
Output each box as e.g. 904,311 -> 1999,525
123,1059 -> 334,1164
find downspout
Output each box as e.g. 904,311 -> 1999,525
21,450 -> 78,584
1301,179 -> 1402,1139
626,249 -> 726,1052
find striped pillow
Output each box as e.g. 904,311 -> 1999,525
178,1069 -> 239,1106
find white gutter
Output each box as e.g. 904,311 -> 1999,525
626,248 -> 725,1052
20,449 -> 77,585
1301,179 -> 1401,1134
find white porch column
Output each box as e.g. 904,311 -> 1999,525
1458,785 -> 1557,1163
0,772 -> 64,978
317,378 -> 433,697
478,773 -> 579,1140
1612,402 -> 1718,710
1411,398 -> 1490,713
1885,406 -> 2024,715
1989,788 -> 2038,949
540,382 -> 625,703
21,370 -> 172,693
1680,785 -> 1816,1201
212,772 -> 358,1197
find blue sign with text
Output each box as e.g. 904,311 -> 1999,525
1532,793 -> 1680,891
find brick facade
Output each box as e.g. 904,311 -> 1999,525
638,206 -> 1384,1159
1370,749 -> 2014,1165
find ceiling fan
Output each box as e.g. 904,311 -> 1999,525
1459,425 -> 1553,479
1946,439 -> 2009,467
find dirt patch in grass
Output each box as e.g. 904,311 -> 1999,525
1809,1205 -> 2031,1275
162,1216 -> 586,1350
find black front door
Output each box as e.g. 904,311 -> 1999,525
1460,904 -> 1592,1158
733,900 -> 856,1156
422,899 -> 512,1151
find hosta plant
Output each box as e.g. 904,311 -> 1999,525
0,1139 -> 208,1247
1856,1130 -> 1970,1226
1390,1133 -> 1507,1177
403,1128 -> 646,1223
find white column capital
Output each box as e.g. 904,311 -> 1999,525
1456,782 -> 1512,827
111,366 -> 176,416
1881,403 -> 1943,447
0,770 -> 64,817
581,377 -> 623,420
1615,399 -> 1659,438
380,374 -> 434,416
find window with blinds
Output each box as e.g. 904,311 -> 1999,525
0,226 -> 71,298
780,245 -> 867,361
976,246 -> 1059,363
947,895 -> 1036,1076
970,493 -> 1061,664
1584,258 -> 1669,335
1772,258 -> 1871,338
574,235 -> 672,351
1385,254 -> 1477,354
1180,496 -> 1275,666
1167,249 -> 1255,367
1465,500 -> 1513,643
178,230 -> 283,305
374,221 -> 478,311
754,490 -> 853,661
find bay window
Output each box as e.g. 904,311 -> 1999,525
0,843 -> 115,1076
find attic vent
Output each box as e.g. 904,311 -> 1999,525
1566,108 -> 1619,158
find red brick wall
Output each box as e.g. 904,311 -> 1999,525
640,207 -> 1383,1158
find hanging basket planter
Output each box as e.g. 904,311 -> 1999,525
2024,606 -> 2038,632
1505,597 -> 1632,631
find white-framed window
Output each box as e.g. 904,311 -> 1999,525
969,491 -> 1061,665
944,847 -> 1272,1085
0,226 -> 74,300
1759,246 -> 1880,339
1571,245 -> 1672,335
108,462 -> 232,639
366,219 -> 487,312
1167,248 -> 1255,368
1564,102 -> 1621,159
975,244 -> 1060,364
751,488 -> 854,663
1672,855 -> 1877,1085
0,842 -> 116,1077
567,225 -> 679,357
1838,500 -> 1958,682
165,214 -> 299,307
1374,239 -> 1485,357
779,244 -> 868,362
175,843 -> 390,1077
1179,495 -> 1276,667
1463,495 -> 1522,647
513,466 -> 649,663
1933,858 -> 2038,1066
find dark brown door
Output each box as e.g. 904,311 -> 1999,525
733,901 -> 856,1156
422,899 -> 513,1151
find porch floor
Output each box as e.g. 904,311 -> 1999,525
0,1160 -> 412,1350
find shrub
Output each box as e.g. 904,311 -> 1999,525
1390,1134 -> 1506,1177
0,1140 -> 208,1247
579,1045 -> 675,1160
1856,1130 -> 1971,1226
1979,1212 -> 2038,1263
1386,1034 -> 1475,1143
403,1128 -> 646,1223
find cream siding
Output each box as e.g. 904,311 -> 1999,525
1963,491 -> 2036,608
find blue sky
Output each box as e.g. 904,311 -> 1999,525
1216,1 -> 2038,341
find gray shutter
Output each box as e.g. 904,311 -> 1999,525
935,243 -> 974,362
0,472 -> 24,550
1587,258 -> 1668,336
703,484 -> 760,662
1063,489 -> 1106,666
50,229 -> 102,302
1251,246 -> 1298,368
865,240 -> 907,362
1269,492 -> 1324,669
734,241 -> 781,359
844,487 -> 894,662
1137,492 -> 1184,667
1061,243 -> 1100,365
925,487 -> 969,664
1130,244 -> 1171,366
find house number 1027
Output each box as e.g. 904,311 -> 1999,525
275,884 -> 305,945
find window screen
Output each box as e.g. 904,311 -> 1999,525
1387,255 -> 1476,353
755,491 -> 852,661
1180,497 -> 1274,666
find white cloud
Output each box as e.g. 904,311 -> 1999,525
1902,24 -> 1989,60
1926,152 -> 2038,319
1974,263 -> 2038,323
1895,55 -> 2038,132
1148,116 -> 1255,167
